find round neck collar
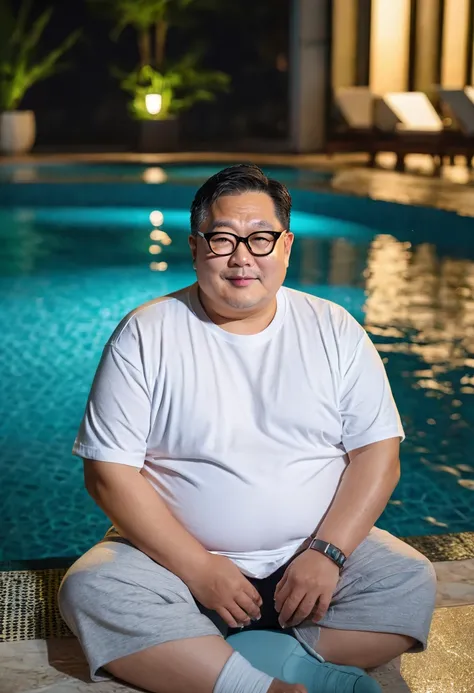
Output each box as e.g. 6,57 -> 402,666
188,283 -> 286,345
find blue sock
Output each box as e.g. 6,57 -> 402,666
227,630 -> 382,693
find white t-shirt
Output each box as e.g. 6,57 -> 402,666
73,283 -> 404,578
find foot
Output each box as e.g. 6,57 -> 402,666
268,679 -> 307,693
227,630 -> 381,693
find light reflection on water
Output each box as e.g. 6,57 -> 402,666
0,207 -> 473,560
362,234 -> 474,532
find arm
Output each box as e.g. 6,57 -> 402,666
85,459 -> 263,626
313,319 -> 404,558
78,320 -> 262,627
275,438 -> 400,627
75,326 -> 210,582
313,437 -> 400,556
275,316 -> 404,627
84,459 -> 209,584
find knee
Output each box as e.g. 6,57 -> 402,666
406,552 -> 437,608
414,553 -> 437,590
58,563 -> 102,634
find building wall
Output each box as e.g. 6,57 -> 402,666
331,0 -> 474,94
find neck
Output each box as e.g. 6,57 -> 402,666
197,286 -> 278,335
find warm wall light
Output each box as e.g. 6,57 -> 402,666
331,0 -> 357,89
150,261 -> 168,271
413,0 -> 441,92
149,245 -> 162,254
441,0 -> 469,88
149,210 -> 164,226
369,0 -> 411,93
145,93 -> 162,115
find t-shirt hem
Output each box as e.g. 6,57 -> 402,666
72,443 -> 144,468
342,428 -> 405,453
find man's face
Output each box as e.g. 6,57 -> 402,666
189,191 -> 294,314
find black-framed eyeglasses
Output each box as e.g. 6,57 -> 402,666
197,230 -> 285,257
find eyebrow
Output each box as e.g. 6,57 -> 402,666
208,219 -> 274,232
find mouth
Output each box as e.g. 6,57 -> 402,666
226,277 -> 258,287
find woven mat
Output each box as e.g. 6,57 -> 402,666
0,568 -> 71,642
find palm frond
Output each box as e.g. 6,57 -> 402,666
10,0 -> 33,46
20,8 -> 53,58
0,0 -> 80,111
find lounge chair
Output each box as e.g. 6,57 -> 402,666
328,89 -> 474,172
327,87 -> 378,161
437,88 -> 474,137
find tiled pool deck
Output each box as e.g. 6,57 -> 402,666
1,151 -> 473,692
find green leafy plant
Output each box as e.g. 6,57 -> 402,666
0,0 -> 80,112
117,58 -> 229,121
90,0 -> 229,120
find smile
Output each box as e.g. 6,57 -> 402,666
226,277 -> 257,286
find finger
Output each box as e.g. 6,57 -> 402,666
228,602 -> 252,627
312,595 -> 332,623
274,579 -> 290,613
278,590 -> 305,628
244,583 -> 263,608
236,592 -> 261,621
274,573 -> 287,597
217,606 -> 241,629
286,594 -> 316,628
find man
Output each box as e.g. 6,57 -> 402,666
59,164 -> 436,693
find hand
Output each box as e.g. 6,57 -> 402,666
274,549 -> 340,628
184,553 -> 262,629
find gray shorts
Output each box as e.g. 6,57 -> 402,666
58,527 -> 437,681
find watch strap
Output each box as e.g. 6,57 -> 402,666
308,538 -> 346,571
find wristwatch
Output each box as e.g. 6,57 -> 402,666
308,538 -> 346,572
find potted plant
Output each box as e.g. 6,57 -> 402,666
0,0 -> 80,155
90,0 -> 230,152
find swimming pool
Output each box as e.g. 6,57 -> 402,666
0,161 -> 332,186
1,164 -> 473,562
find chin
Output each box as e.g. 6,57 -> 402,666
221,284 -> 265,310
224,297 -> 263,310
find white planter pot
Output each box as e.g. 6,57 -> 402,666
0,111 -> 36,155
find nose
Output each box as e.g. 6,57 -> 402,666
228,239 -> 253,266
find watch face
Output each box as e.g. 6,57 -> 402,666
310,539 -> 344,567
327,545 -> 343,565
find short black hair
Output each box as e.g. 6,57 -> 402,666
190,163 -> 292,236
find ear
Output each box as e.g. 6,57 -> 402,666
188,234 -> 197,261
284,232 -> 294,267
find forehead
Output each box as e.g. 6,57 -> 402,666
209,191 -> 277,220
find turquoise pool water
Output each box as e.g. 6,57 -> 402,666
1,170 -> 473,562
0,161 -> 331,186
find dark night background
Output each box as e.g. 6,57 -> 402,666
18,0 -> 290,151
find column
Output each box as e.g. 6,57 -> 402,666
413,0 -> 441,92
289,0 -> 330,152
331,0 -> 358,90
441,0 -> 470,87
369,0 -> 411,94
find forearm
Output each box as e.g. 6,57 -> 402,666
314,438 -> 400,557
84,460 -> 209,583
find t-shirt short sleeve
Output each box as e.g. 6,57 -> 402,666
339,316 -> 405,453
72,319 -> 151,467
